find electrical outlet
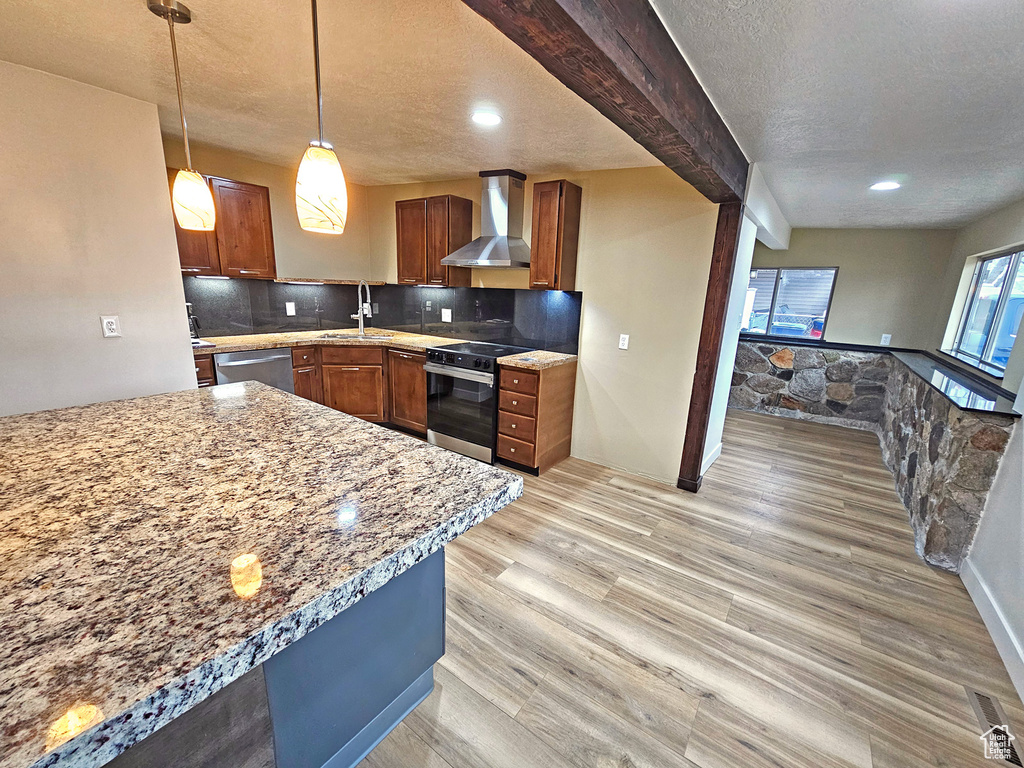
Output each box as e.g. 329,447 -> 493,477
880,333 -> 892,346
285,302 -> 296,317
100,315 -> 121,338
441,308 -> 452,323
618,334 -> 629,350
425,300 -> 432,311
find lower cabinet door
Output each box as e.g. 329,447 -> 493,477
322,365 -> 385,422
388,349 -> 427,434
293,366 -> 322,404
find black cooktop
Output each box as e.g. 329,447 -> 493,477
432,341 -> 533,357
426,341 -> 535,372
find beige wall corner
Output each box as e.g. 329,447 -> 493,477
0,62 -> 195,416
936,197 -> 1024,393
163,138 -> 372,282
752,228 -> 956,349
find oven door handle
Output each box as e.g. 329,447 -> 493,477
424,362 -> 495,386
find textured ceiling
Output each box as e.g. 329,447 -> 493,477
651,0 -> 1024,228
0,0 -> 658,185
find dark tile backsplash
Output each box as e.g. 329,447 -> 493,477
182,278 -> 582,354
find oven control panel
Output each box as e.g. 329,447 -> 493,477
427,350 -> 493,370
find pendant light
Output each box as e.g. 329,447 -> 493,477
295,0 -> 348,235
149,0 -> 216,231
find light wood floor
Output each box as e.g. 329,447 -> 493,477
359,410 -> 1023,768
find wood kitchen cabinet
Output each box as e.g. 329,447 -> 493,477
168,170 -> 277,279
496,362 -> 577,473
212,177 -> 277,279
395,195 -> 472,287
291,346 -> 321,404
321,347 -> 386,422
194,354 -> 215,387
529,180 -> 582,291
387,348 -> 427,435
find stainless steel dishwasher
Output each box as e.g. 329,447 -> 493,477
213,348 -> 295,394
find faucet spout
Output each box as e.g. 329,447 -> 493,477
352,280 -> 373,335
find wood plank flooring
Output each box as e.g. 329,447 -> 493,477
359,410 -> 1023,768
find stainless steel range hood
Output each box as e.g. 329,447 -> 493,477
441,170 -> 530,268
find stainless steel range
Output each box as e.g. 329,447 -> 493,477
425,341 -> 532,463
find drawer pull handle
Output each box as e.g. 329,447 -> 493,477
239,270 -> 259,274
510,447 -> 515,453
513,378 -> 519,384
512,424 -> 516,429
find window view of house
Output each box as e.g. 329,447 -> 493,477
742,267 -> 838,339
950,250 -> 1024,373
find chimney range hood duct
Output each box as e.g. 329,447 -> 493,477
441,170 -> 530,268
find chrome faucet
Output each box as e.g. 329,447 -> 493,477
352,280 -> 373,335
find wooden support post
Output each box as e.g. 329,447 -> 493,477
677,201 -> 744,492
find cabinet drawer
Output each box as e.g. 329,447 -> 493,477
499,390 -> 537,417
497,434 -> 536,466
320,346 -> 384,365
291,346 -> 317,367
194,355 -> 214,381
498,410 -> 536,442
500,368 -> 539,395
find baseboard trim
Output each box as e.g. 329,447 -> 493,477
700,442 -> 723,476
677,475 -> 702,493
961,558 -> 1024,703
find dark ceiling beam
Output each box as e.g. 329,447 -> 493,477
460,0 -> 749,203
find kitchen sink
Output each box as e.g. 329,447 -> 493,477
318,332 -> 395,342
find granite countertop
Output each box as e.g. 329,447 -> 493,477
0,383 -> 522,768
891,352 -> 1020,416
192,329 -> 578,371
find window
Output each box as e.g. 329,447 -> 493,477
949,250 -> 1024,375
742,267 -> 838,339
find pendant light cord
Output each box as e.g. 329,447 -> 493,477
167,15 -> 192,171
311,0 -> 324,145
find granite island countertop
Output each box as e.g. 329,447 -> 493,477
0,383 -> 522,768
192,328 -> 578,371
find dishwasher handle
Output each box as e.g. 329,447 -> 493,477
216,354 -> 292,367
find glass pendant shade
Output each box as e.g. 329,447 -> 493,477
296,143 -> 348,235
172,169 -> 216,231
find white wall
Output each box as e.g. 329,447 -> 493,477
702,213 -> 758,475
0,62 -> 195,416
744,164 -> 791,250
962,421 -> 1024,702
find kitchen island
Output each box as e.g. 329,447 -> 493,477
0,383 -> 522,768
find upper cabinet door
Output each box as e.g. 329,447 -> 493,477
425,196 -> 450,286
168,168 -> 220,275
529,180 -> 582,292
211,178 -> 277,279
396,199 -> 428,285
530,181 -> 563,290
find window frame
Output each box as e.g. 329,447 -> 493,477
746,266 -> 840,341
949,248 -> 1024,376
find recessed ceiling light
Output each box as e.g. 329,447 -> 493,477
870,181 -> 901,191
471,111 -> 502,127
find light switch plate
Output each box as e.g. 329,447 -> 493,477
618,334 -> 629,350
880,333 -> 892,346
100,315 -> 121,338
285,302 -> 296,316
441,308 -> 452,323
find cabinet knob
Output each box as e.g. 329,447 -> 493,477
510,447 -> 516,453
512,424 -> 517,429
513,378 -> 519,384
512,400 -> 517,405
195,367 -> 200,373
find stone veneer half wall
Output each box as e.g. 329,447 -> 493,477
879,357 -> 1016,571
730,341 -> 892,430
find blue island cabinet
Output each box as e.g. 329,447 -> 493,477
108,550 -> 445,768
